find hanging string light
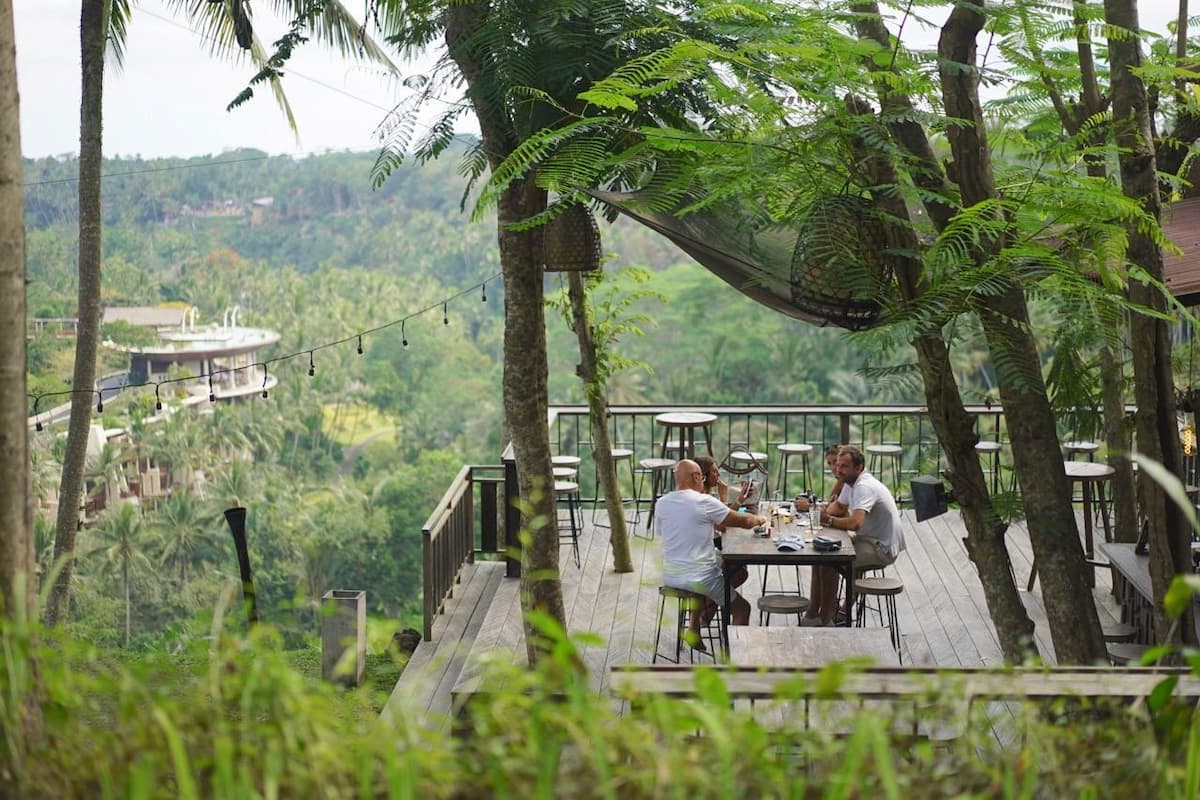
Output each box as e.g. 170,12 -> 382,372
1184,423 -> 1196,457
33,398 -> 42,432
26,273 -> 500,418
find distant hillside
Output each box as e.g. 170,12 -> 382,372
22,146 -> 687,282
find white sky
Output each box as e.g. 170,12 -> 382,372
13,0 -> 1183,160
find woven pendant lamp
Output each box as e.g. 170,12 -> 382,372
788,194 -> 893,331
544,202 -> 601,272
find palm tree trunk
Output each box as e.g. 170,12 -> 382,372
446,2 -> 567,666
0,0 -> 32,616
122,556 -> 130,648
46,0 -> 106,626
567,272 -> 633,572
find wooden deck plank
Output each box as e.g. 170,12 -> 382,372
381,560 -> 505,725
393,508 -> 1138,719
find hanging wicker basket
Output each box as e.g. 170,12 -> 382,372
788,194 -> 894,331
544,203 -> 601,272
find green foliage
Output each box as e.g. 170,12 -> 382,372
3,608 -> 1199,797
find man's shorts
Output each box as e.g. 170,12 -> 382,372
663,562 -> 726,606
854,537 -> 897,570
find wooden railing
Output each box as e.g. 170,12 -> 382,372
421,464 -> 507,640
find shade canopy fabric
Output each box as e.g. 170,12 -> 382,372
587,189 -> 893,331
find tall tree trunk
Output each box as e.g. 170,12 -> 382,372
123,556 -> 130,648
445,2 -> 566,665
1104,0 -> 1195,645
566,272 -> 633,573
846,95 -> 1035,660
939,1 -> 1105,663
1099,342 -> 1138,542
46,0 -> 106,626
0,0 -> 32,616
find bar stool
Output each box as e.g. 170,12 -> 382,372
555,479 -> 582,567
633,457 -> 675,538
855,576 -> 905,660
866,444 -> 903,502
776,443 -> 814,498
653,586 -> 721,663
975,440 -> 1003,495
1107,642 -> 1150,666
1101,620 -> 1137,643
552,466 -> 578,480
591,447 -> 636,527
757,563 -> 810,625
1063,441 -> 1100,461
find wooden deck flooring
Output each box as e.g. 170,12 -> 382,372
382,508 -> 1122,729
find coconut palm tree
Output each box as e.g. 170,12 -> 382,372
87,502 -> 155,647
46,0 -> 401,626
154,488 -> 218,584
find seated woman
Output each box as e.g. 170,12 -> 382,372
793,444 -> 845,511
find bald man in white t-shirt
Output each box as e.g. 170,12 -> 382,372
657,459 -> 766,647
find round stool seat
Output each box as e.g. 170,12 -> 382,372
1101,620 -> 1138,643
975,440 -> 1001,453
866,444 -> 902,456
638,457 -> 676,471
552,466 -> 578,479
554,480 -> 579,494
730,450 -> 768,463
610,448 -> 634,460
756,594 -> 810,614
552,455 -> 582,467
1107,642 -> 1149,666
855,576 -> 905,596
1063,441 -> 1099,456
777,443 -> 813,454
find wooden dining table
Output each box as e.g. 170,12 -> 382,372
720,524 -> 856,654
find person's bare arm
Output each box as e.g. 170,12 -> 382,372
721,509 -> 768,529
825,499 -> 850,518
822,507 -> 866,532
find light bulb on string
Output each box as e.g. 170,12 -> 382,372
155,382 -> 162,411
481,283 -> 487,303
402,320 -> 408,348
95,391 -> 103,414
34,398 -> 42,432
261,364 -> 269,399
209,374 -> 216,403
308,351 -> 315,377
357,335 -> 364,355
443,301 -> 449,326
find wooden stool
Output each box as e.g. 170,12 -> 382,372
1063,441 -> 1100,461
855,576 -> 905,660
654,586 -> 721,663
776,443 -> 814,498
974,440 -> 1003,495
1101,620 -> 1137,643
555,480 -> 582,568
727,450 -> 770,497
633,457 -> 675,538
1107,642 -> 1150,666
654,412 -> 716,460
591,447 -> 636,527
756,594 -> 810,626
552,454 -> 582,469
552,466 -> 578,480
866,444 -> 903,503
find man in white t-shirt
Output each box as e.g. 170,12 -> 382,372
801,445 -> 905,626
657,459 -> 767,646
